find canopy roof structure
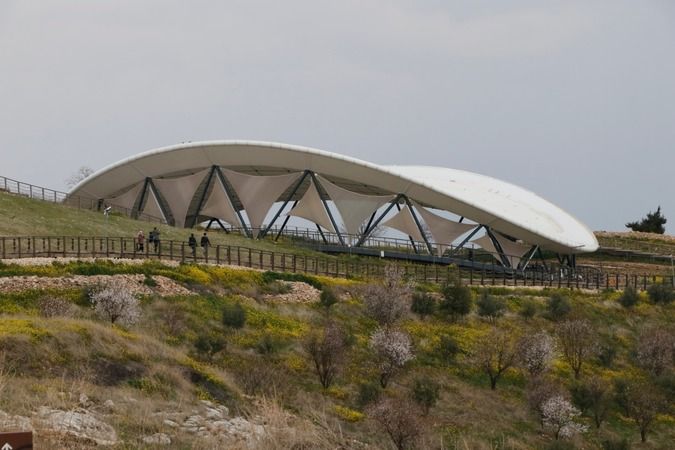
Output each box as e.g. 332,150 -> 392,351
70,141 -> 598,261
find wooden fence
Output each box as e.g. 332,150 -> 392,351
0,236 -> 673,291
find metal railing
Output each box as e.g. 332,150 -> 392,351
1,236 -> 672,290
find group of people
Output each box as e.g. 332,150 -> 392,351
188,232 -> 210,256
135,227 -> 161,252
135,227 -> 211,257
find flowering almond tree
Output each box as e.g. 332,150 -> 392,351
518,331 -> 555,377
89,280 -> 141,326
369,327 -> 414,388
541,395 -> 588,440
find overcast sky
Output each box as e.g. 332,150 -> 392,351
1,1 -> 674,232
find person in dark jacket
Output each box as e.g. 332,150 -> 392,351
188,233 -> 197,256
200,232 -> 211,257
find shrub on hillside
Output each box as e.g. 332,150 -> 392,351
438,334 -> 462,364
438,277 -> 472,320
411,376 -> 440,415
38,296 -> 75,318
356,381 -> 381,408
303,322 -> 347,389
194,333 -> 227,361
410,292 -> 436,319
476,291 -> 506,322
473,327 -> 518,390
319,287 -> 339,311
255,333 -> 285,356
556,319 -> 598,379
222,302 -> 246,329
89,280 -> 140,326
601,438 -> 631,450
646,282 -> 674,304
368,397 -> 422,450
636,327 -> 674,376
519,299 -> 538,320
597,342 -> 618,368
618,286 -> 639,308
546,293 -> 571,321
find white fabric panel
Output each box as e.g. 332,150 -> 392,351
141,186 -> 166,222
492,232 -> 532,268
412,201 -> 475,244
382,206 -> 425,242
222,168 -> 302,230
288,179 -> 335,232
153,169 -> 210,228
471,234 -> 502,264
200,176 -> 242,227
317,175 -> 395,235
105,182 -> 143,214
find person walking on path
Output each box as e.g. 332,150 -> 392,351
136,230 -> 145,252
200,232 -> 211,257
150,227 -> 161,252
188,233 -> 197,257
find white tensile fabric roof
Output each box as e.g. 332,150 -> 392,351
70,140 -> 598,254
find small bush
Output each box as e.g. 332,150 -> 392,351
222,302 -> 246,329
597,342 -> 617,368
38,296 -> 74,318
476,291 -> 506,321
261,280 -> 292,295
411,376 -> 440,415
319,287 -> 339,310
143,274 -> 157,287
519,299 -> 538,319
601,438 -> 631,450
646,282 -> 674,304
546,293 -> 571,321
194,333 -> 227,360
256,333 -> 284,356
438,334 -> 462,364
438,279 -> 472,320
618,286 -> 639,308
411,292 -> 436,319
356,381 -> 381,408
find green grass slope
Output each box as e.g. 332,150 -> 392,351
0,191 -> 327,257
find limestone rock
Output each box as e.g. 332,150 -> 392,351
142,433 -> 172,445
35,406 -> 117,446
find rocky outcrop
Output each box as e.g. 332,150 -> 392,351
34,406 -> 118,446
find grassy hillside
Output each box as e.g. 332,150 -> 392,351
0,259 -> 673,448
0,191 -> 329,257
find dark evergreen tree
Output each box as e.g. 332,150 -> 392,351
626,206 -> 667,234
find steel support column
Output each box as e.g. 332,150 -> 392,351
402,195 -> 433,254
519,245 -> 538,271
485,227 -> 511,268
355,194 -> 404,247
259,170 -> 310,239
275,201 -> 298,241
214,167 -> 250,238
188,166 -> 217,228
394,203 -> 419,254
450,225 -> 483,256
310,173 -> 345,246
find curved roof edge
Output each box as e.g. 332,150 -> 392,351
70,140 -> 599,254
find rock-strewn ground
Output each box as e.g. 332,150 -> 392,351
0,274 -> 193,296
